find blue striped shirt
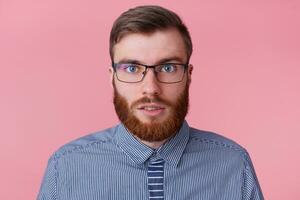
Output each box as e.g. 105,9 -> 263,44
37,121 -> 264,200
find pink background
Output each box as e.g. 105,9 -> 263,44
1,0 -> 299,199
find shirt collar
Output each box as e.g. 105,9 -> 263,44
113,121 -> 190,167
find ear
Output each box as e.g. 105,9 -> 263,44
109,67 -> 114,88
187,64 -> 193,83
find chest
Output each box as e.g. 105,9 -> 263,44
56,155 -> 243,200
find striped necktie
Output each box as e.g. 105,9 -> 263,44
147,158 -> 165,199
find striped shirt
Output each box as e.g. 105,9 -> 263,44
37,121 -> 264,200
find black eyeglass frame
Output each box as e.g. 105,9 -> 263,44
112,62 -> 189,84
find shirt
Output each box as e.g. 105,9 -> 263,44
37,121 -> 264,200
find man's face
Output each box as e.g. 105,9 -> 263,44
111,28 -> 192,142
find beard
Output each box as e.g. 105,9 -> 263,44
113,81 -> 190,142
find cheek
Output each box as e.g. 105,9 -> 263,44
162,84 -> 185,99
115,84 -> 137,105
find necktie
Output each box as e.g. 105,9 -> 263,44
147,158 -> 165,199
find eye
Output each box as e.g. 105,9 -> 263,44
161,64 -> 176,73
117,64 -> 140,73
125,65 -> 138,73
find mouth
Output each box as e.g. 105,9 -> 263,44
137,104 -> 166,117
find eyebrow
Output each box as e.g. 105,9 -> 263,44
116,56 -> 185,65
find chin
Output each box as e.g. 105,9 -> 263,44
135,110 -> 169,122
138,115 -> 168,125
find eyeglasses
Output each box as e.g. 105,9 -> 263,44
112,62 -> 188,83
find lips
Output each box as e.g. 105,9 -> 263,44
136,103 -> 166,117
137,104 -> 165,110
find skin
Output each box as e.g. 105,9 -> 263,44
110,28 -> 193,148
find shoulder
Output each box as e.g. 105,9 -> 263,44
187,126 -> 250,160
49,125 -> 118,162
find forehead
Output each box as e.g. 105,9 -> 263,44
113,28 -> 187,64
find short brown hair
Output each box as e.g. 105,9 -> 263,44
109,5 -> 193,63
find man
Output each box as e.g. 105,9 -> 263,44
38,5 -> 264,200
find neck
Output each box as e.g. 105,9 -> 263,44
140,139 -> 168,149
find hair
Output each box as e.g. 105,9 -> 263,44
109,5 -> 193,63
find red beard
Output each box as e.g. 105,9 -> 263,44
113,81 -> 189,142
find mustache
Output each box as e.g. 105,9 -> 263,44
130,96 -> 173,109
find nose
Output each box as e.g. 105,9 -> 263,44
141,69 -> 162,96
